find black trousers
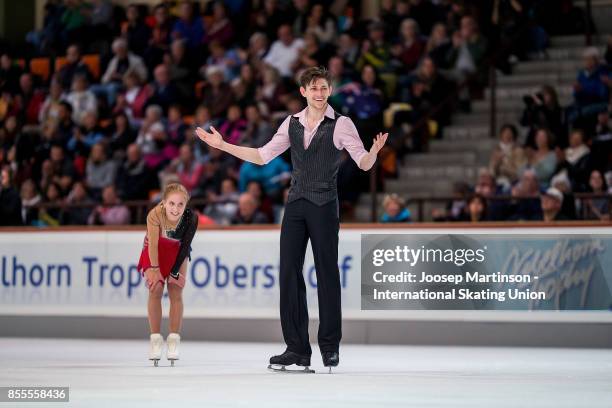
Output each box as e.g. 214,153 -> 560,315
279,198 -> 341,356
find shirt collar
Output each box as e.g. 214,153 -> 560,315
293,104 -> 335,127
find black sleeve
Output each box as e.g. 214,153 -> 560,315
170,210 -> 199,279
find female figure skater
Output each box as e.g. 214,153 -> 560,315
138,183 -> 198,366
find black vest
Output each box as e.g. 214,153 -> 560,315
287,111 -> 342,205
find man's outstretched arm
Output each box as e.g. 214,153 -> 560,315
196,126 -> 265,165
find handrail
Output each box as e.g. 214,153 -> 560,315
14,193 -> 612,225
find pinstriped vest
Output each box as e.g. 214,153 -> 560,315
286,111 -> 342,205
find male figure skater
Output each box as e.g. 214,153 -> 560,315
196,66 -> 387,372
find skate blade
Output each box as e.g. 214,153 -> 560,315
267,364 -> 315,374
150,359 -> 160,367
168,358 -> 178,367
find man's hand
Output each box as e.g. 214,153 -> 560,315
360,132 -> 388,171
196,126 -> 224,149
370,132 -> 388,155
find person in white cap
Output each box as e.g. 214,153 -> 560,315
540,187 -> 569,221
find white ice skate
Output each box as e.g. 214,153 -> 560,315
149,333 -> 163,367
166,333 -> 180,366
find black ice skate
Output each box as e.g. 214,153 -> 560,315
268,350 -> 315,373
322,351 -> 339,373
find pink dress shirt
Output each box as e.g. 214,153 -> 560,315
257,104 -> 368,166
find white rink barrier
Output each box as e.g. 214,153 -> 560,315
1,225 -> 612,323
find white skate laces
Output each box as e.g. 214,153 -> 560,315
149,333 -> 163,367
166,333 -> 181,367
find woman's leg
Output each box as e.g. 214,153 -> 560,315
167,260 -> 187,333
148,282 -> 164,333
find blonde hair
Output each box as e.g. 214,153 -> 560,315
382,193 -> 405,209
162,182 -> 190,202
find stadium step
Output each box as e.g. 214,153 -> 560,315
398,164 -> 478,180
451,112 -> 521,126
513,60 -> 583,74
444,125 -> 490,140
429,138 -> 497,154
496,72 -> 576,86
401,151 -> 478,166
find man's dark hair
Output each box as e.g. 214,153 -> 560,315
298,66 -> 332,88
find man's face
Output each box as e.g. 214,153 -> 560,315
67,46 -> 79,64
300,78 -> 331,111
541,195 -> 561,212
278,26 -> 292,45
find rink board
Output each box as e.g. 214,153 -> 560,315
1,225 -> 611,321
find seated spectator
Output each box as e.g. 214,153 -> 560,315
507,169 -> 543,221
293,32 -> 332,72
230,64 -> 258,108
15,73 -> 45,125
65,74 -> 97,125
245,180 -> 275,222
86,143 -> 117,199
568,47 -> 610,124
95,38 -> 148,107
0,166 -> 22,226
304,3 -> 336,45
257,64 -> 290,117
443,16 -> 488,109
521,85 -> 565,149
123,4 -> 151,56
356,21 -> 393,75
380,193 -> 411,223
56,101 -> 76,146
116,143 -> 152,201
108,112 -> 137,155
166,104 -> 187,147
219,104 -> 247,145
263,24 -> 305,78
167,39 -> 197,103
39,79 -> 66,128
473,168 -> 506,220
114,70 -> 151,123
489,124 -> 527,188
88,185 -> 130,225
584,169 -> 610,220
426,23 -> 452,69
558,129 -> 592,192
164,143 -> 205,195
48,144 -> 75,194
202,2 -> 235,48
550,172 -> 577,220
539,187 -> 569,221
592,111 -> 612,172
144,4 -> 172,71
38,182 -> 63,227
230,192 -> 268,224
338,64 -> 385,149
19,179 -> 41,226
204,177 -> 239,224
62,181 -> 94,225
460,194 -> 488,222
391,19 -> 425,72
201,65 -> 234,119
243,104 -> 273,147
67,110 -> 105,155
146,64 -> 180,114
57,44 -> 93,91
526,128 -> 557,188
0,53 -> 23,94
239,156 -> 290,197
171,0 -> 204,51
